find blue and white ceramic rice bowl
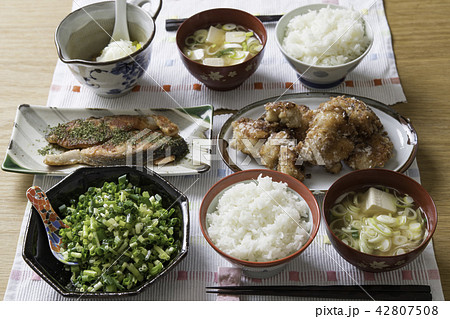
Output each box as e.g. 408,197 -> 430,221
55,0 -> 161,97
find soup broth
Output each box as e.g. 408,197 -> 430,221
329,186 -> 427,256
183,23 -> 263,66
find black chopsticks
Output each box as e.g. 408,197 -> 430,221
165,14 -> 283,31
206,285 -> 432,301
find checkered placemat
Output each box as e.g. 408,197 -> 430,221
5,0 -> 443,301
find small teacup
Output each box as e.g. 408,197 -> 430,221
55,0 -> 162,98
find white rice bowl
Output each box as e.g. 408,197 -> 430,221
206,175 -> 311,262
282,6 -> 370,66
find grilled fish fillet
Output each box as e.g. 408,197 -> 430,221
46,115 -> 179,149
43,114 -> 187,166
44,130 -> 188,166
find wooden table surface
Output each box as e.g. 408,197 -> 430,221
0,0 -> 449,300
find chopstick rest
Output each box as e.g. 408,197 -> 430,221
206,285 -> 432,301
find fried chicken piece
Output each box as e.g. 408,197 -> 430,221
264,101 -> 314,142
327,95 -> 382,138
345,132 -> 394,170
296,103 -> 354,173
264,101 -> 311,129
230,117 -> 277,158
290,106 -> 315,142
258,131 -> 304,181
259,131 -> 296,168
277,146 -> 305,181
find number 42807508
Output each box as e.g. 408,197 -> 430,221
375,305 -> 438,316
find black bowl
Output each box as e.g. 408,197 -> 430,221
22,166 -> 189,298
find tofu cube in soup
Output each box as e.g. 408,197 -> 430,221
206,26 -> 225,45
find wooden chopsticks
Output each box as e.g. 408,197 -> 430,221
165,14 -> 283,31
206,285 -> 432,301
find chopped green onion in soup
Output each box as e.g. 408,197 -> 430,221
183,24 -> 263,66
329,186 -> 427,256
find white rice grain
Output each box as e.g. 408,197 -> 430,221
206,175 -> 311,262
282,7 -> 370,66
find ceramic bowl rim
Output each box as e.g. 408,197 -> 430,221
199,169 -> 320,268
175,7 -> 267,70
275,3 -> 374,70
322,168 -> 438,260
55,1 -> 157,66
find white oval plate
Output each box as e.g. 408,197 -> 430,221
218,93 -> 417,191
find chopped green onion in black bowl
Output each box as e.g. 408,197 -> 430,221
23,166 -> 189,298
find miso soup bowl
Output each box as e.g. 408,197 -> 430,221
322,169 -> 437,272
176,8 -> 267,91
55,0 -> 162,97
199,169 -> 320,278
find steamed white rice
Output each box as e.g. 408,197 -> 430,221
282,6 -> 370,66
206,175 -> 311,262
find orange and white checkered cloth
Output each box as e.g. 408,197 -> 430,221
4,0 -> 444,301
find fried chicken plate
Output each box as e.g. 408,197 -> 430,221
296,102 -> 355,174
230,96 -> 394,181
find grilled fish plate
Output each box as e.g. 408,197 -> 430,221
2,104 -> 213,176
